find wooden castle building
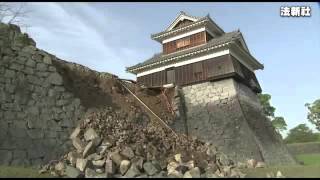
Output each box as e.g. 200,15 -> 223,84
126,11 -> 297,165
126,11 -> 263,93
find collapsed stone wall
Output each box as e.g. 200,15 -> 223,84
176,78 -> 297,165
0,23 -> 85,166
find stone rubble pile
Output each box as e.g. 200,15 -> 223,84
39,106 -> 250,178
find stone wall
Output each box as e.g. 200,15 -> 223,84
287,142 -> 320,155
179,78 -> 297,165
0,23 -> 85,166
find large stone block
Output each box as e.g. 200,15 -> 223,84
4,69 -> 15,78
47,73 -> 63,85
0,150 -> 13,165
25,59 -> 36,67
9,63 -> 24,71
36,63 -> 47,72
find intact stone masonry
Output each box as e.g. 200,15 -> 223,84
171,79 -> 297,165
0,23 -> 85,166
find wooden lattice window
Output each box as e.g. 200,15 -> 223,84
176,36 -> 191,49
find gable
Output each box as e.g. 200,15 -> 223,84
235,35 -> 250,53
173,19 -> 194,29
165,12 -> 199,31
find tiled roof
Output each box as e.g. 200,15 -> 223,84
126,30 -> 242,73
151,16 -> 209,40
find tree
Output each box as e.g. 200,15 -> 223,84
271,116 -> 287,133
284,124 -> 318,144
305,99 -> 320,131
258,93 -> 289,137
258,93 -> 275,118
0,2 -> 30,30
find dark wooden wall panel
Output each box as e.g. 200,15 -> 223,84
163,31 -> 206,54
137,54 -> 261,93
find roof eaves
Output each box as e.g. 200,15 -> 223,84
127,41 -> 232,74
231,42 -> 264,70
151,17 -> 208,41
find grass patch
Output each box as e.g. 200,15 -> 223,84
0,166 -> 53,178
296,153 -> 320,165
242,164 -> 320,178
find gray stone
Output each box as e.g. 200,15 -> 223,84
48,66 -> 56,72
183,167 -> 200,178
96,145 -> 108,155
21,45 -> 37,54
276,171 -> 285,178
47,72 -> 63,85
222,166 -> 231,177
256,161 -> 266,168
185,160 -> 195,170
132,157 -> 144,170
23,67 -> 34,75
55,161 -> 65,172
143,161 -> 160,176
67,151 -> 79,166
236,162 -> 247,169
247,159 -> 257,168
56,99 -> 68,106
152,171 -> 167,178
28,106 -> 39,116
76,158 -> 88,172
85,168 -> 107,178
167,170 -> 183,178
69,126 -> 81,139
25,59 -> 36,67
110,151 -> 124,166
66,165 -> 81,178
9,128 -> 28,138
31,54 -> 42,62
87,153 -> 103,161
205,172 -> 219,178
48,89 -> 56,97
105,159 -> 116,175
167,161 -> 179,174
95,168 -> 104,174
36,71 -> 49,78
84,128 -> 99,141
4,69 -> 15,78
72,137 -> 86,153
27,129 -> 44,139
92,159 -> 105,168
206,163 -> 218,174
124,164 -> 141,178
0,150 -> 13,165
174,153 -> 182,163
36,63 -> 47,71
9,63 -> 24,71
83,138 -> 101,158
120,146 -> 135,159
13,150 -> 27,159
137,174 -> 148,178
120,160 -> 131,175
43,55 -> 52,64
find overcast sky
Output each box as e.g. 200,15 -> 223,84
16,2 -> 320,136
